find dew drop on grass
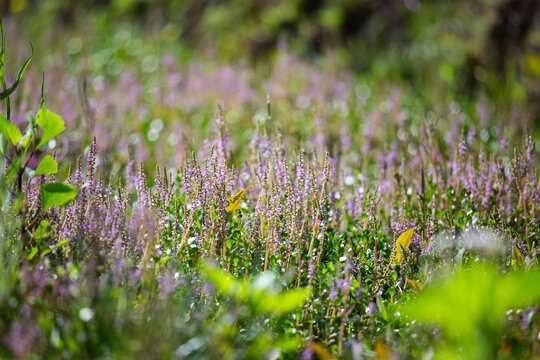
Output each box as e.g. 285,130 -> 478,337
127,38 -> 143,55
168,133 -> 179,146
252,109 -> 267,126
114,30 -> 132,48
128,133 -> 139,145
147,128 -> 159,142
142,55 -> 159,73
151,118 -> 164,132
92,76 -> 105,92
107,59 -> 124,76
67,37 -> 83,55
79,308 -> 95,322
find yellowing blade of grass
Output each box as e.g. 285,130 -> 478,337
307,342 -> 335,360
226,186 -> 250,212
390,227 -> 415,266
374,341 -> 391,360
405,278 -> 423,290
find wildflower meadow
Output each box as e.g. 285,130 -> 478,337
0,2 -> 539,359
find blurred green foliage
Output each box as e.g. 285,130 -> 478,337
404,264 -> 540,359
5,0 -> 540,143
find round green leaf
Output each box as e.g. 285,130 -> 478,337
41,182 -> 78,210
34,155 -> 58,176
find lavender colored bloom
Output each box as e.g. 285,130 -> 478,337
337,278 -> 351,293
458,139 -> 467,156
354,288 -> 364,300
500,136 -> 508,153
308,261 -> 316,279
159,271 -> 179,300
3,321 -> 40,357
520,309 -> 535,332
329,286 -> 338,301
87,137 -> 97,193
136,164 -> 150,208
300,347 -> 315,360
366,302 -> 376,316
467,128 -> 476,143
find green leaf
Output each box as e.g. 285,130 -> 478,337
34,220 -> 51,241
21,116 -> 38,155
403,264 -> 540,359
257,288 -> 310,315
28,247 -> 38,260
36,107 -> 65,148
0,133 -> 6,154
0,112 -> 22,145
203,264 -> 237,295
6,156 -> 22,180
1,78 -> 9,119
34,155 -> 58,176
204,263 -> 309,316
42,239 -> 69,256
21,132 -> 33,154
41,182 -> 78,210
0,44 -> 32,101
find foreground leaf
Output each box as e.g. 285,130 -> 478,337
42,239 -> 69,256
41,182 -> 78,210
34,155 -> 58,176
27,247 -> 38,260
204,263 -> 309,316
36,107 -> 65,148
204,264 -> 237,296
0,112 -> 21,146
33,220 -> 51,241
6,156 -> 21,180
403,264 -> 540,359
255,287 -> 310,315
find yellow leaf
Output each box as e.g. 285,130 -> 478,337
10,0 -> 28,13
375,341 -> 391,360
526,53 -> 540,77
405,278 -> 423,290
307,342 -> 335,360
390,227 -> 415,266
513,245 -> 522,267
226,186 -> 250,212
501,338 -> 512,356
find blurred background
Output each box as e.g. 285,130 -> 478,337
1,0 -> 540,172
